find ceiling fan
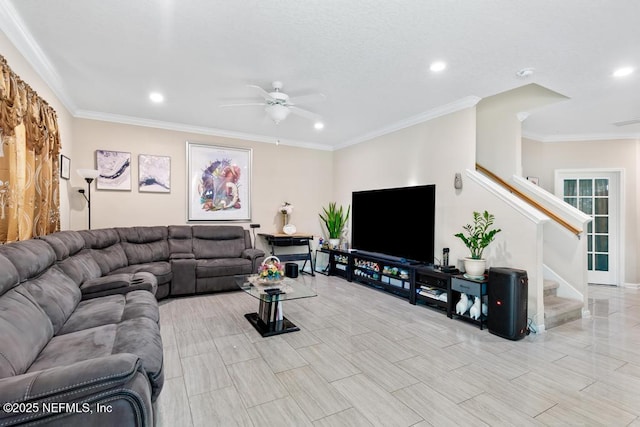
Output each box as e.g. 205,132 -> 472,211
612,118 -> 640,127
220,81 -> 325,124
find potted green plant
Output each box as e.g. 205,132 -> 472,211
454,210 -> 501,277
319,202 -> 350,248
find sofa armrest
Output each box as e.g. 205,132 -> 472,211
80,273 -> 157,300
80,274 -> 131,295
242,248 -> 265,261
242,248 -> 266,273
0,354 -> 153,426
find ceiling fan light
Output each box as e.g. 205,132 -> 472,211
613,67 -> 634,77
429,61 -> 447,72
265,104 -> 290,124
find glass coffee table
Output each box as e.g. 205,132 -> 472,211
235,274 -> 317,337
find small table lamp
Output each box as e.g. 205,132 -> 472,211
77,168 -> 100,229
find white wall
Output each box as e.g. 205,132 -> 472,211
70,119 -> 333,253
476,99 -> 522,179
332,107 -> 546,325
477,84 -> 569,181
333,107 -> 476,264
523,137 -> 639,284
0,30 -> 75,230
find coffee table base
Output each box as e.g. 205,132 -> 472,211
244,313 -> 300,337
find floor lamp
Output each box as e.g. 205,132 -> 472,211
77,168 -> 100,229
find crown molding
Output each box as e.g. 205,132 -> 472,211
74,110 -> 334,151
522,130 -> 640,143
0,0 -> 77,112
335,96 -> 481,150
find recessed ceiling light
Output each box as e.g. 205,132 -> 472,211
314,122 -> 324,130
149,92 -> 164,103
516,68 -> 535,78
613,67 -> 634,77
429,61 -> 446,72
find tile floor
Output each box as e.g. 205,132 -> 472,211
154,274 -> 640,426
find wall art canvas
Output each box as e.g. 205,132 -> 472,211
187,142 -> 251,221
139,154 -> 170,193
96,150 -> 131,191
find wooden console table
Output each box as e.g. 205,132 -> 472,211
258,233 -> 315,276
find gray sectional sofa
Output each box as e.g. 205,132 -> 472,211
0,225 -> 265,426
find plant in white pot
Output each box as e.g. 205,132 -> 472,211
454,210 -> 501,278
319,202 -> 350,249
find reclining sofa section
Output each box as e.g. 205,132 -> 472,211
77,225 -> 265,299
0,225 -> 265,426
0,239 -> 161,426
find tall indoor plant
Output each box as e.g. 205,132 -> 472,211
454,210 -> 501,277
319,202 -> 350,248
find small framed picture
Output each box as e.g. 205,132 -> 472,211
60,155 -> 70,180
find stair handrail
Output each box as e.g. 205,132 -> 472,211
475,163 -> 581,236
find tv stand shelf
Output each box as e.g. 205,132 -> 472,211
323,250 -> 455,315
413,267 -> 452,316
351,254 -> 413,299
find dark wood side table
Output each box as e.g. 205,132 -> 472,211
258,233 -> 315,276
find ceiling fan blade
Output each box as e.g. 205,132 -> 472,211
248,84 -> 275,101
219,102 -> 266,108
613,118 -> 640,127
289,106 -> 322,121
288,93 -> 326,105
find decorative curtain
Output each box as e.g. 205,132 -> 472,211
0,55 -> 61,243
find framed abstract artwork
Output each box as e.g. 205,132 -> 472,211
96,150 -> 131,191
186,142 -> 252,221
139,154 -> 171,193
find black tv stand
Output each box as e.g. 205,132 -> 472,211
322,249 -> 453,316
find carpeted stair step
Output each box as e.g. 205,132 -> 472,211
543,279 -> 559,297
544,295 -> 583,330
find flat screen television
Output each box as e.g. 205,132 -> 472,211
351,184 -> 435,265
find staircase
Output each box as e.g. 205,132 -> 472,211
543,279 -> 583,329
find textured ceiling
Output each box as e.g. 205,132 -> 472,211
1,0 -> 639,149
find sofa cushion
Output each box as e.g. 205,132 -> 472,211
0,287 -> 54,378
79,228 -> 121,249
196,258 -> 253,278
28,317 -> 163,400
192,226 -> 246,259
0,254 -> 19,296
21,265 -> 81,335
79,229 -> 128,275
168,225 -> 193,254
59,290 -> 159,334
116,226 -> 168,244
38,230 -> 85,261
56,251 -> 102,285
0,239 -> 56,283
90,245 -> 129,276
117,226 -> 170,265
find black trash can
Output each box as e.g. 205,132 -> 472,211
285,262 -> 299,278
